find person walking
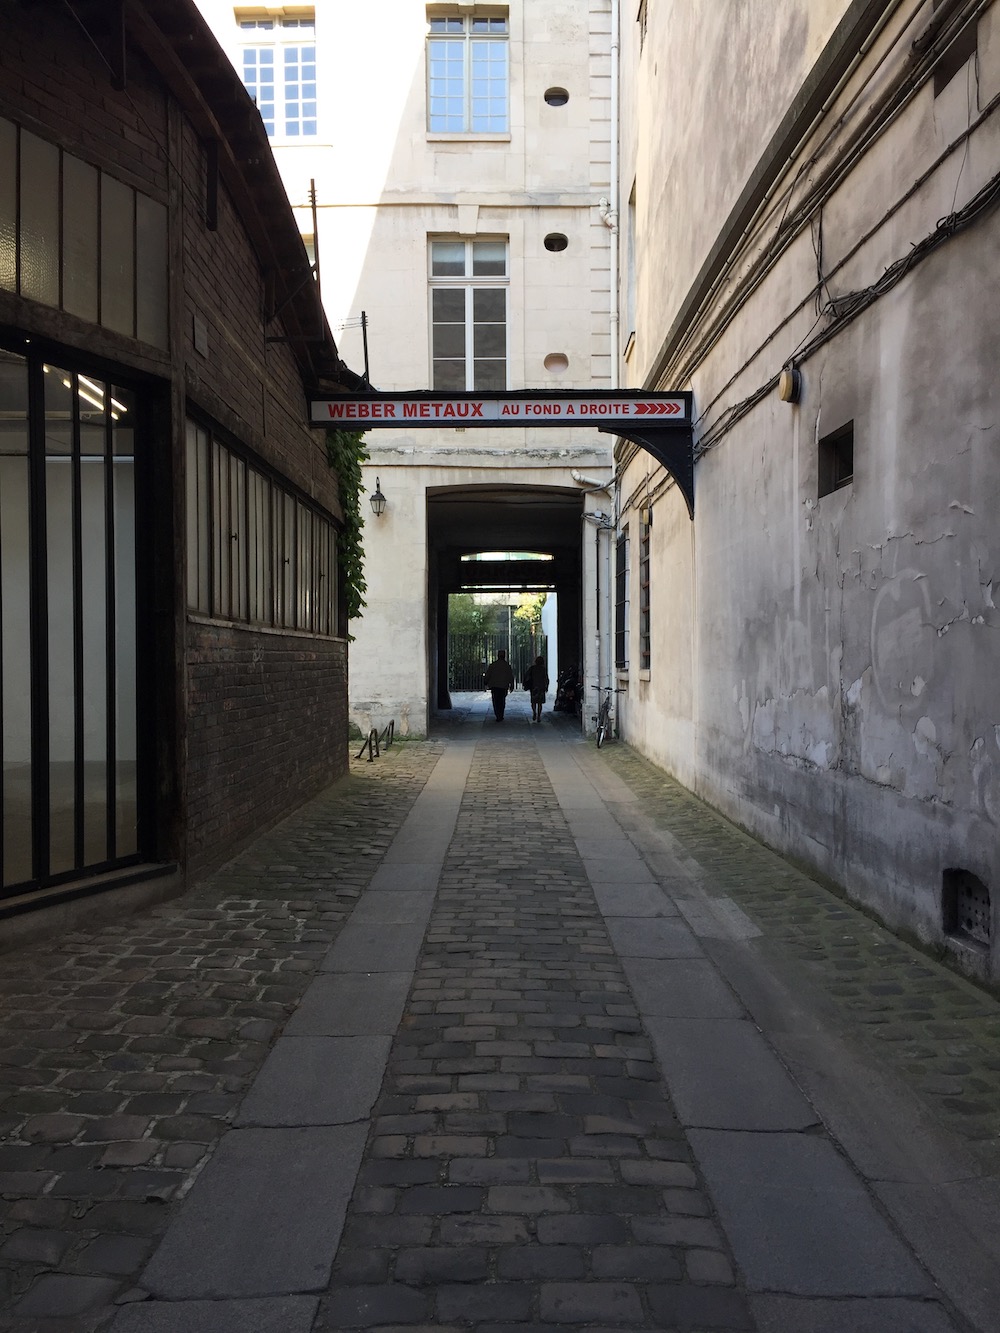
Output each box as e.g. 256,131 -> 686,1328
523,654 -> 549,722
484,649 -> 515,721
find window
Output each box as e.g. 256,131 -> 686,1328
429,238 -> 507,390
818,421 -> 854,498
239,15 -> 317,138
638,509 -> 651,671
186,421 -> 338,635
932,0 -> 978,97
427,12 -> 508,133
615,528 -> 630,671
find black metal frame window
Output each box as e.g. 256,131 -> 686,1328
185,420 -> 338,635
615,526 -> 629,671
1,344 -> 150,897
639,511 -> 651,671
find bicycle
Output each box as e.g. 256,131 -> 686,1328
592,686 -> 623,748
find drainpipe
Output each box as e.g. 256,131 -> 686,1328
599,0 -> 621,391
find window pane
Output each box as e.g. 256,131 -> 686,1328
100,175 -> 135,338
433,323 -> 466,358
473,360 -> 505,390
432,288 -> 466,320
62,155 -> 99,322
472,240 -> 506,276
473,287 -> 505,321
433,359 -> 467,390
431,241 -> 466,276
19,131 -> 60,308
0,350 -> 31,886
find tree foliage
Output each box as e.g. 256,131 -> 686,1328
325,427 -> 369,624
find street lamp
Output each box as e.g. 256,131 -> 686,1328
369,477 -> 386,518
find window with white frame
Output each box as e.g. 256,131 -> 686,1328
186,421 -> 338,635
427,12 -> 509,133
429,238 -> 507,390
239,14 -> 317,138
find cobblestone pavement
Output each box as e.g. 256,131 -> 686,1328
318,736 -> 750,1332
594,742 -> 1000,1170
3,697 -> 1000,1332
0,742 -> 442,1332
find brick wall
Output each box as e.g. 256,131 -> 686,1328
185,623 -> 349,871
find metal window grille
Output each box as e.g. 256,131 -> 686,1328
615,528 -> 629,670
639,512 -> 651,670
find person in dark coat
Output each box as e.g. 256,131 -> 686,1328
523,654 -> 549,722
484,650 -> 515,721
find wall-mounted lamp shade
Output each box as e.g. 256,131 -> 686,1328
370,477 -> 386,517
778,367 -> 802,403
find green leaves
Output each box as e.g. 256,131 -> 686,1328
325,427 -> 369,626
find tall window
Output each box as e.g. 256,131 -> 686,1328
427,13 -> 509,133
429,238 -> 507,390
186,422 -> 338,636
615,528 -> 630,671
638,511 -> 651,671
239,16 -> 317,138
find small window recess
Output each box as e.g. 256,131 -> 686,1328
931,0 -> 979,98
818,421 -> 854,498
943,869 -> 991,949
544,233 -> 568,252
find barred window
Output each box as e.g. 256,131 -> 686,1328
186,421 -> 338,635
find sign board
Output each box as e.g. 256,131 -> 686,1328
310,390 -> 691,429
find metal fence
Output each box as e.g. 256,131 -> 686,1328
448,631 -> 547,692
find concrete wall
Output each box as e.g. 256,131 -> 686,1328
617,0 -> 1000,979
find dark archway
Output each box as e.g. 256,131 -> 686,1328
427,485 -> 584,709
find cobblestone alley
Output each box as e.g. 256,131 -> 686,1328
2,694 -> 1000,1333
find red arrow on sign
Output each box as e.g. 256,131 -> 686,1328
633,401 -> 682,416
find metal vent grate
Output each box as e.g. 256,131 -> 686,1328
943,869 -> 992,948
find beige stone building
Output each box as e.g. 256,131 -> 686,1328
616,0 -> 1000,980
195,1 -> 620,734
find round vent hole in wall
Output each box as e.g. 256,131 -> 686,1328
544,353 -> 569,374
544,234 -> 568,252
544,88 -> 569,106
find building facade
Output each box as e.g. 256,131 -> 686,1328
616,0 -> 1000,979
196,1 -> 619,735
0,0 -> 355,937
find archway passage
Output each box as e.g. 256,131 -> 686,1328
427,485 -> 584,710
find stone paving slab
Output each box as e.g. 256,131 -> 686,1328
283,972 -> 412,1037
350,891 -> 437,924
749,1294 -> 960,1332
139,1124 -> 368,1298
112,1294 -> 320,1332
645,1018 -> 818,1131
234,1036 -> 392,1127
622,956 -> 745,1018
605,918 -> 704,959
320,921 -> 429,973
687,1128 -> 931,1296
590,883 -> 679,918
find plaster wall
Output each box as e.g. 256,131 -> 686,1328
618,0 -> 1000,978
192,0 -> 617,727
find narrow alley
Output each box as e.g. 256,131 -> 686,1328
2,697 -> 999,1333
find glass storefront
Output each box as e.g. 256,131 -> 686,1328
0,345 -> 146,895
